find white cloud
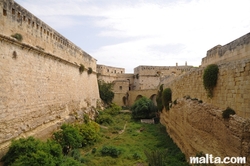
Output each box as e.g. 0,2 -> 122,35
15,0 -> 250,73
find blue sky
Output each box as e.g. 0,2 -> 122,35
15,0 -> 250,73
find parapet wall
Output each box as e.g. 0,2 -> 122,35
202,32 -> 250,66
0,0 -> 96,71
163,58 -> 250,119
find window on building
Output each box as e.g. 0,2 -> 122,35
120,86 -> 122,90
107,69 -> 109,72
28,18 -> 31,25
17,12 -> 21,18
23,15 -> 26,21
3,9 -> 7,16
12,8 -> 15,15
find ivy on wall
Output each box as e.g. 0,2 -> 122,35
79,64 -> 85,74
11,33 -> 23,42
162,88 -> 172,111
203,64 -> 219,98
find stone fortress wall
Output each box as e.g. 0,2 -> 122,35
160,33 -> 250,164
202,32 -> 250,67
0,0 -> 99,156
0,0 -> 96,70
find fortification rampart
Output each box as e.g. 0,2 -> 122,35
162,58 -> 250,119
0,0 -> 99,156
97,64 -> 125,76
0,0 -> 96,70
160,99 -> 250,165
202,32 -> 250,66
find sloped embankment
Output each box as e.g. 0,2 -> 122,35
160,98 -> 250,164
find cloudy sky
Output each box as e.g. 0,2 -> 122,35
15,0 -> 250,73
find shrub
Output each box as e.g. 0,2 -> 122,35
53,124 -> 82,154
203,64 -> 219,98
88,67 -> 93,74
11,33 -> 23,42
75,121 -> 100,147
222,107 -> 236,119
79,64 -> 85,74
156,84 -> 164,112
98,80 -> 114,105
162,88 -> 172,111
131,96 -> 157,119
100,146 -> 121,158
105,103 -> 121,115
95,113 -> 113,125
1,137 -> 62,166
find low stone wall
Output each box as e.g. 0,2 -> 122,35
160,98 -> 250,165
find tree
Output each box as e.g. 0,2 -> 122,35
98,80 -> 114,105
131,96 -> 157,119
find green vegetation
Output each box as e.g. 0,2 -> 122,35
222,107 -> 236,119
88,67 -> 93,74
1,137 -> 63,166
203,64 -> 219,98
144,150 -> 166,166
131,96 -> 157,119
162,88 -> 172,111
156,84 -> 164,112
79,64 -> 85,74
11,33 -> 23,42
2,105 -> 189,166
98,80 -> 114,105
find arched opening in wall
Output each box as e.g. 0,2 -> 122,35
122,96 -> 127,106
150,94 -> 157,106
135,95 -> 142,102
3,9 -> 7,16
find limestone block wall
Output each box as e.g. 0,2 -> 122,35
160,98 -> 250,165
0,35 -> 100,156
97,64 -> 125,76
133,65 -> 193,90
0,0 -> 96,71
202,32 -> 250,66
162,58 -> 250,119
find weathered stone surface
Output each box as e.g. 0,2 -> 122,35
0,0 -> 100,157
160,98 -> 250,165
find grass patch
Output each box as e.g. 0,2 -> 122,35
80,113 -> 189,166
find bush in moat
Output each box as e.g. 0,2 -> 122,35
1,137 -> 62,166
131,96 -> 157,119
162,88 -> 172,111
222,107 -> 236,119
96,112 -> 113,125
100,146 -> 122,158
53,124 -> 82,155
203,64 -> 219,98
